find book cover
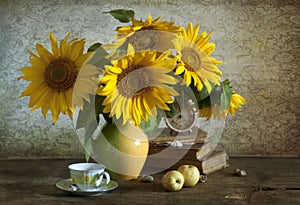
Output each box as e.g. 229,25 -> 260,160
199,149 -> 229,174
149,128 -> 207,146
146,145 -> 229,175
148,142 -> 212,161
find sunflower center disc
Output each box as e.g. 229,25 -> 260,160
117,68 -> 150,98
187,54 -> 196,65
127,74 -> 143,90
182,48 -> 201,71
128,30 -> 158,51
44,58 -> 78,92
50,66 -> 67,83
137,36 -> 152,49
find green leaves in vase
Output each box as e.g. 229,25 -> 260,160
104,9 -> 135,23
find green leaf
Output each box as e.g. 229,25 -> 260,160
76,94 -> 113,160
191,83 -> 210,102
76,98 -> 99,137
103,113 -> 113,124
76,94 -> 109,133
165,102 -> 179,118
219,80 -> 232,110
140,111 -> 162,137
209,85 -> 222,106
94,94 -> 113,124
76,96 -> 99,161
76,97 -> 96,130
88,43 -> 101,52
85,147 -> 90,162
198,96 -> 211,109
94,94 -> 106,122
87,43 -> 111,69
104,9 -> 135,23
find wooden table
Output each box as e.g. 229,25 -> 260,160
0,157 -> 299,205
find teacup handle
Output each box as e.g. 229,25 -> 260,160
95,171 -> 110,187
102,171 -> 110,185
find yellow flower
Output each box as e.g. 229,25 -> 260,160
174,22 -> 223,93
227,93 -> 246,115
18,33 -> 96,124
199,93 -> 246,119
98,45 -> 178,126
103,14 -> 182,59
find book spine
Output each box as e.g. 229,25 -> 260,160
200,153 -> 229,174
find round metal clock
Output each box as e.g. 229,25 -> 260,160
165,100 -> 198,133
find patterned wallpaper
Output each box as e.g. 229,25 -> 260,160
0,0 -> 299,158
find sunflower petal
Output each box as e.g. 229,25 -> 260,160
60,32 -> 71,58
175,64 -> 185,75
19,66 -> 43,81
70,39 -> 85,61
144,14 -> 153,27
184,72 -> 192,86
49,32 -> 60,56
75,53 -> 94,68
36,43 -> 53,64
50,92 -> 60,124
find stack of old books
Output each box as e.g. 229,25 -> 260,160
147,128 -> 229,174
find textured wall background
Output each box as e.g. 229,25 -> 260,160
0,0 -> 299,158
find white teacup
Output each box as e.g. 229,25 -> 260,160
68,163 -> 110,191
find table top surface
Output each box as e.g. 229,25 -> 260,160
0,157 -> 299,205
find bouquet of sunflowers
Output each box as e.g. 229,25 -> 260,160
18,9 -> 246,138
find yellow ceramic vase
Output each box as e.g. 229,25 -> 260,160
92,122 -> 149,180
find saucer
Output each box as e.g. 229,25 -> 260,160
56,179 -> 118,196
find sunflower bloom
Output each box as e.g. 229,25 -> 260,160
18,33 -> 96,123
98,45 -> 178,126
227,93 -> 246,115
103,14 -> 183,59
174,22 -> 223,93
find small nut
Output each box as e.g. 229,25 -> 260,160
140,175 -> 154,183
235,169 -> 247,177
199,174 -> 207,183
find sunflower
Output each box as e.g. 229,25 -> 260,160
98,45 -> 178,126
18,32 -> 96,124
227,93 -> 246,115
174,22 -> 223,93
199,93 -> 246,119
103,14 -> 182,59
